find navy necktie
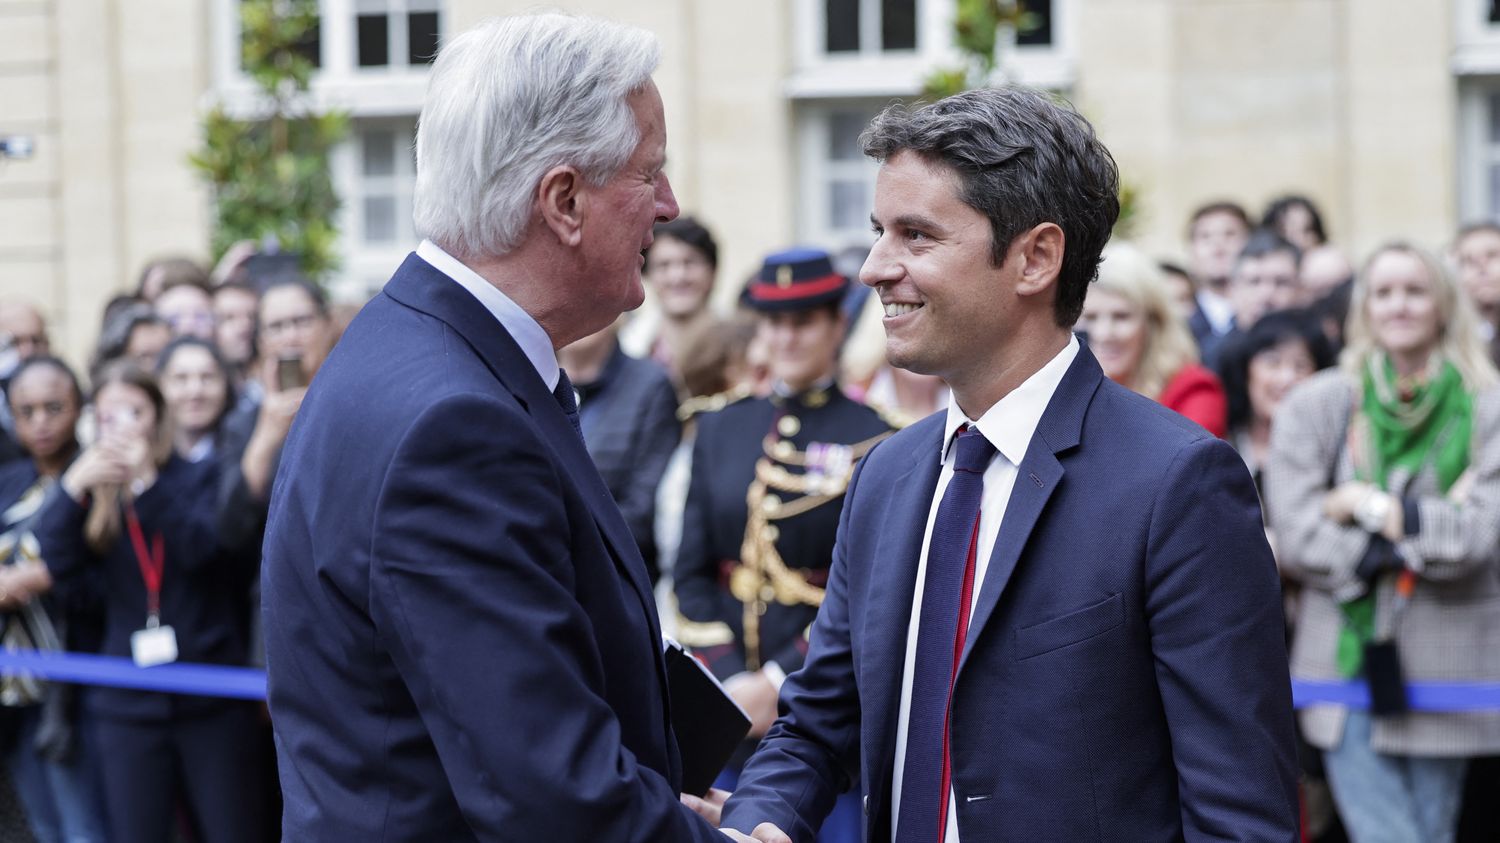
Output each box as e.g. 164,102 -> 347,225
896,425 -> 997,843
554,370 -> 584,443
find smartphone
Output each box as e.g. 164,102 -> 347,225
277,354 -> 307,391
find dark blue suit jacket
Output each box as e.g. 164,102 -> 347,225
721,346 -> 1299,843
262,255 -> 722,841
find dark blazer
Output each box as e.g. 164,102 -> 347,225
35,455 -> 254,721
576,341 -> 681,583
721,346 -> 1299,843
261,254 -> 722,842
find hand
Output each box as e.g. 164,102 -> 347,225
1322,481 -> 1373,524
1450,469 -> 1476,505
113,435 -> 157,494
725,670 -> 780,738
0,560 -> 53,608
61,443 -> 131,502
256,356 -> 310,440
681,788 -> 730,826
719,824 -> 792,843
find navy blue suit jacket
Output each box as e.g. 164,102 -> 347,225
262,255 -> 722,841
721,346 -> 1299,843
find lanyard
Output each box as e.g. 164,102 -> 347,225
124,504 -> 164,624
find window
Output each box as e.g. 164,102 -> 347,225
1456,0 -> 1500,70
328,119 -> 419,300
796,102 -> 884,250
822,0 -> 917,55
1458,83 -> 1500,222
355,0 -> 441,69
213,0 -> 441,96
213,1 -> 439,303
1017,0 -> 1054,47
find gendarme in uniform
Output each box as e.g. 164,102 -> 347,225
674,249 -> 895,683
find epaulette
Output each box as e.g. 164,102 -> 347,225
677,386 -> 753,422
867,400 -> 916,430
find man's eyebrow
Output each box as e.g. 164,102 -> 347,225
873,212 -> 948,235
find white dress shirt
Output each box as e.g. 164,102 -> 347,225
890,336 -> 1079,843
1196,287 -> 1235,337
415,239 -> 560,392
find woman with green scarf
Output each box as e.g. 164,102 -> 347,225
1267,242 -> 1500,843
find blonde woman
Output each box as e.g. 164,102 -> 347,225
1078,242 -> 1228,435
1266,242 -> 1500,843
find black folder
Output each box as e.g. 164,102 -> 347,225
663,638 -> 752,796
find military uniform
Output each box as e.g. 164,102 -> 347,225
673,247 -> 897,684
674,384 -> 893,680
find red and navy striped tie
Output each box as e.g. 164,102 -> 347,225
895,425 -> 995,843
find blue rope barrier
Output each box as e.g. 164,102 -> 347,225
0,650 -> 266,700
1293,678 -> 1500,712
1,650 -> 1499,713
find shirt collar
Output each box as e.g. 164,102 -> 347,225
1196,288 -> 1235,336
941,334 -> 1079,467
416,239 -> 560,392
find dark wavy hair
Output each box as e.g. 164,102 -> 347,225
1215,308 -> 1335,431
1262,195 -> 1327,247
647,215 -> 719,270
860,85 -> 1121,327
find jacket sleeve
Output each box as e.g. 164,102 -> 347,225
1396,387 -> 1500,581
1263,378 -> 1370,600
720,452 -> 871,843
671,423 -> 746,677
33,486 -> 96,581
367,391 -> 721,843
1146,436 -> 1300,843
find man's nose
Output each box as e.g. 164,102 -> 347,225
860,239 -> 899,288
656,174 -> 680,224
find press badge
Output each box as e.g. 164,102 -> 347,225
131,622 -> 178,668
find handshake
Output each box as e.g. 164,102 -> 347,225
680,789 -> 790,843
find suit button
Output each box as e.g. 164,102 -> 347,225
862,795 -> 868,816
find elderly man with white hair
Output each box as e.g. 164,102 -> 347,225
262,14 -> 749,842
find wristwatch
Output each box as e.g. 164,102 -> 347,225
1355,490 -> 1393,534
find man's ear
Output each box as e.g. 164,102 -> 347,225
1015,222 -> 1065,299
537,165 -> 585,247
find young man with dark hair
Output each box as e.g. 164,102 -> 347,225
1186,200 -> 1253,352
720,87 -> 1297,843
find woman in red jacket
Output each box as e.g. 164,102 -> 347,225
1078,242 -> 1228,436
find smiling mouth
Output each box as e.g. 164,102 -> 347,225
884,302 -> 923,318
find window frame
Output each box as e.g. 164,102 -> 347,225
327,117 -> 421,301
210,0 -> 436,119
787,0 -> 1074,99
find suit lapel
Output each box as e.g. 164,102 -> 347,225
864,419 -> 944,809
956,346 -> 1104,678
382,254 -> 667,673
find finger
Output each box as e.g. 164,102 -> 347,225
680,792 -> 721,826
752,823 -> 793,843
718,832 -> 753,843
704,787 -> 732,807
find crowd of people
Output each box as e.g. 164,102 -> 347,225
0,182 -> 1494,842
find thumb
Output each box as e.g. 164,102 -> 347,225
752,823 -> 793,843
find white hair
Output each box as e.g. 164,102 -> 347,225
413,14 -> 660,260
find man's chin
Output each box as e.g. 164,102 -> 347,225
623,281 -> 647,313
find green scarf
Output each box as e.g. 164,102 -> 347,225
1337,355 -> 1473,677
